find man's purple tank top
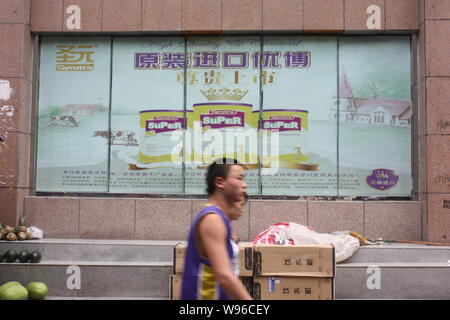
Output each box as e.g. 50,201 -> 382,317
180,204 -> 235,300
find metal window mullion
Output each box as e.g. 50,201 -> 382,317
106,37 -> 114,193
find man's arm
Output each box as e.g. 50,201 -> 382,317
198,214 -> 252,300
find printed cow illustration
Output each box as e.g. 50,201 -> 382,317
50,115 -> 80,127
93,130 -> 138,146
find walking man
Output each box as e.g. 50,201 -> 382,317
181,158 -> 252,300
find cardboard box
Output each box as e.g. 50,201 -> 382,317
174,241 -> 254,276
253,276 -> 334,300
238,241 -> 254,277
173,242 -> 187,274
169,274 -> 183,300
253,244 -> 335,277
240,276 -> 253,296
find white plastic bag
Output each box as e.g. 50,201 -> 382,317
288,223 -> 360,263
26,226 -> 44,240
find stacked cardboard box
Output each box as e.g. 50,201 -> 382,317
238,241 -> 254,296
169,242 -> 186,300
252,244 -> 335,300
170,241 -> 254,300
170,242 -> 335,300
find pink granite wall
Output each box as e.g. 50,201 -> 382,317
27,0 -> 421,33
419,0 -> 450,243
0,0 -> 34,226
23,196 -> 421,241
1,0 -> 446,242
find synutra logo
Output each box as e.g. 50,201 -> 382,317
56,44 -> 95,71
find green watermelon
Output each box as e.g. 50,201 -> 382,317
17,251 -> 29,263
3,250 -> 18,263
29,251 -> 41,263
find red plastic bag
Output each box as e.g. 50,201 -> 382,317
252,222 -> 295,245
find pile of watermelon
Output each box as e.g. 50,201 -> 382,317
0,250 -> 42,263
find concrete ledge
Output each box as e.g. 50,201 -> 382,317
335,264 -> 450,299
0,264 -> 171,298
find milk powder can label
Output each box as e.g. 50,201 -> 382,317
200,109 -> 245,129
259,109 -> 309,167
187,102 -> 258,165
139,109 -> 185,164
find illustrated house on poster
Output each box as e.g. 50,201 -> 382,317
330,71 -> 411,128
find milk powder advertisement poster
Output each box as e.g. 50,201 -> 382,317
36,37 -> 111,192
260,36 -> 412,196
36,35 -> 412,196
337,36 -> 412,196
109,37 -> 185,193
184,37 -> 261,194
261,37 -> 338,195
